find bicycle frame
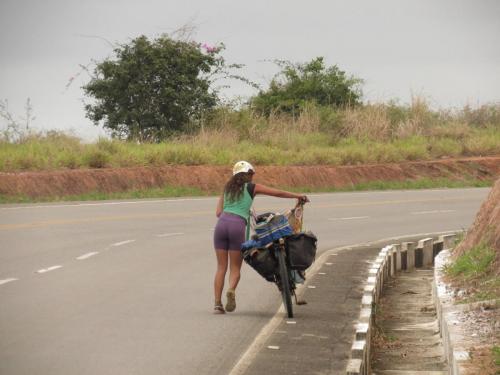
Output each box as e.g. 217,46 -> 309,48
272,237 -> 296,318
253,200 -> 307,318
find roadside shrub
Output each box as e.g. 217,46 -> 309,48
84,148 -> 110,168
386,100 -> 410,127
144,149 -> 163,166
160,144 -> 209,165
391,137 -> 429,161
96,138 -> 120,154
317,105 -> 344,135
251,57 -> 362,116
341,104 -> 392,141
462,103 -> 500,128
428,122 -> 471,140
463,128 -> 500,156
55,152 -> 81,169
334,139 -> 371,165
428,138 -> 462,158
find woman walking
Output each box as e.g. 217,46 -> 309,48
213,161 -> 309,314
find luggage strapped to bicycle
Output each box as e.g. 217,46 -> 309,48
241,201 -> 317,281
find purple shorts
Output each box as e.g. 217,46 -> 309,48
214,212 -> 247,251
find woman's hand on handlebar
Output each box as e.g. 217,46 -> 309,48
297,195 -> 310,204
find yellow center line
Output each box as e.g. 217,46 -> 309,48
0,196 -> 473,231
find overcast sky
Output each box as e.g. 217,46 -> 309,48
1,0 -> 499,140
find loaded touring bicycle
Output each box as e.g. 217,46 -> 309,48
241,199 -> 317,318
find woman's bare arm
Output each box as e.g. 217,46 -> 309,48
216,194 -> 224,217
254,184 -> 309,202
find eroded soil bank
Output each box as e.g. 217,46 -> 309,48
0,156 -> 499,199
454,176 -> 500,264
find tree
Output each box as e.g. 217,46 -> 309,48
83,35 -> 229,141
251,57 -> 362,116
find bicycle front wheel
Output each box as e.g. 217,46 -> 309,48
277,248 -> 293,318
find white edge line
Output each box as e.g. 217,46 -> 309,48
0,278 -> 18,285
156,232 -> 184,237
227,305 -> 286,375
45,265 -> 62,272
328,216 -> 369,221
111,239 -> 136,247
411,209 -> 456,215
228,228 -> 464,375
37,265 -> 62,273
229,245 -> 340,375
76,251 -> 99,260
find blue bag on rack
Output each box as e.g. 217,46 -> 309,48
254,213 -> 293,246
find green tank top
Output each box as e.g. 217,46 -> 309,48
223,183 -> 254,222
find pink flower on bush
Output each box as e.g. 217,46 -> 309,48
201,43 -> 218,53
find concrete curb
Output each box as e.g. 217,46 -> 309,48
433,247 -> 481,375
345,233 -> 457,375
346,244 -> 392,375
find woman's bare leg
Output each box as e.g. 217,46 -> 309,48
224,250 -> 243,312
228,250 -> 243,290
214,249 -> 228,304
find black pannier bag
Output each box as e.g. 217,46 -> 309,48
286,231 -> 317,271
242,247 -> 278,282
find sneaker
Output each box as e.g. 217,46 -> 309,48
225,289 -> 236,312
214,303 -> 225,314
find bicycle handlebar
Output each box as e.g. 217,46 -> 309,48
297,195 -> 309,205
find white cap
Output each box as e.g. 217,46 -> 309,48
232,160 -> 255,175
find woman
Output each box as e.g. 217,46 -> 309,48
213,161 -> 309,314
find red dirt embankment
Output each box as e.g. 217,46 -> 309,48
0,156 -> 499,199
454,176 -> 500,271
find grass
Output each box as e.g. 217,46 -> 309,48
493,346 -> 500,367
445,242 -> 499,303
445,242 -> 496,279
0,177 -> 492,204
1,131 -> 499,172
1,101 -> 499,172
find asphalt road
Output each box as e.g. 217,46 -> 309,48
0,188 -> 489,375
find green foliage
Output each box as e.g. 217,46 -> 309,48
2,101 -> 500,171
83,148 -> 110,168
493,346 -> 500,367
445,233 -> 499,304
1,127 -> 499,172
462,104 -> 500,128
445,242 -> 495,280
251,57 -> 362,116
83,35 -> 226,141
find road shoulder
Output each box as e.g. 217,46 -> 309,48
232,245 -> 380,375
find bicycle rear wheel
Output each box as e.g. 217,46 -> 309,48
277,248 -> 293,318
